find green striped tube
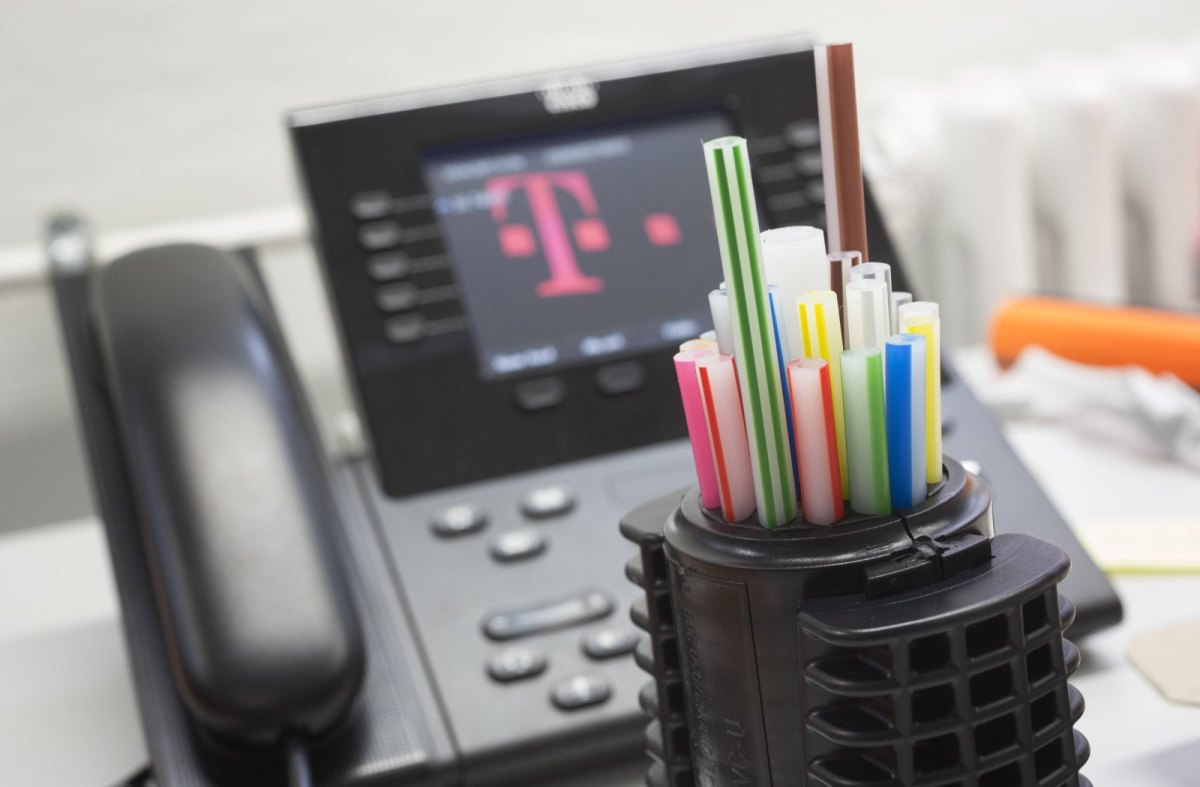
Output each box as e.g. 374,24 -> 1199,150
704,136 -> 796,528
841,348 -> 891,516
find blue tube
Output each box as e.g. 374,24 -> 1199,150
886,333 -> 926,509
768,287 -> 799,492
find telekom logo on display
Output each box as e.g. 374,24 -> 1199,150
486,170 -> 682,298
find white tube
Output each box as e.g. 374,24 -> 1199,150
787,359 -> 843,526
761,226 -> 828,360
845,278 -> 890,354
850,262 -> 895,332
708,287 -> 733,354
890,291 -> 913,336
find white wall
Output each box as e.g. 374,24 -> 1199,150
5,0 -> 1200,247
4,0 -> 1200,532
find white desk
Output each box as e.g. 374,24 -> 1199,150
2,353 -> 1199,786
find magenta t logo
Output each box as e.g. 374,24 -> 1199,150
487,171 -> 607,298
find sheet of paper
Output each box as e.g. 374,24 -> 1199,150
1128,616 -> 1200,705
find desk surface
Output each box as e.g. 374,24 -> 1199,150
2,352 -> 1199,786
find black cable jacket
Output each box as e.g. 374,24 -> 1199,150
108,763 -> 154,787
286,737 -> 313,787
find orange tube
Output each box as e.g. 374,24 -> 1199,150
991,297 -> 1200,387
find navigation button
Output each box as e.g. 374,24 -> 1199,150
487,648 -> 547,683
583,628 -> 640,660
376,282 -> 419,312
349,190 -> 395,221
366,251 -> 410,281
551,675 -> 612,711
384,313 -> 425,344
521,484 -> 575,519
489,528 -> 546,563
595,361 -> 646,396
483,591 -> 613,641
784,119 -> 821,148
431,504 -> 487,537
795,149 -> 824,175
513,377 -> 565,412
359,220 -> 403,250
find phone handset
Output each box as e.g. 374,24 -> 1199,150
90,244 -> 364,753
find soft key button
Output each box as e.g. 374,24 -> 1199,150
349,190 -> 395,221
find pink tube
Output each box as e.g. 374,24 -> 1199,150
695,354 -> 757,522
674,350 -> 721,508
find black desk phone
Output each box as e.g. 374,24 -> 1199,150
50,36 -> 1120,787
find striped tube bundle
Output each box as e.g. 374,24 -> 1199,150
885,334 -> 927,509
841,348 -> 891,516
797,290 -> 850,500
704,136 -> 796,528
695,353 -> 757,522
787,359 -> 844,526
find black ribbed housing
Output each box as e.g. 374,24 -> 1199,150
621,458 -> 1089,786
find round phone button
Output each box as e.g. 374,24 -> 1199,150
431,504 -> 488,537
490,529 -> 546,563
487,648 -> 547,683
521,485 -> 575,519
551,675 -> 612,711
583,628 -> 640,660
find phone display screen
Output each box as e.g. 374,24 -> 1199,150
423,112 -> 732,379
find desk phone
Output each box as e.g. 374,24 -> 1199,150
52,36 -> 1120,787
